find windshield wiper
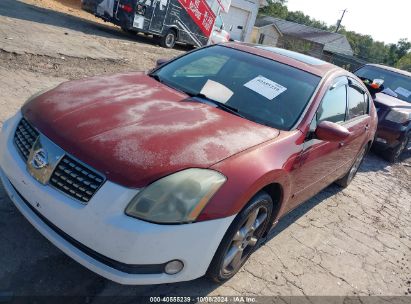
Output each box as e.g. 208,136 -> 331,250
185,91 -> 245,119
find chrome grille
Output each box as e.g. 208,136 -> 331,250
14,118 -> 39,160
49,156 -> 105,203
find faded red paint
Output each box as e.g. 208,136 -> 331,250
23,72 -> 278,189
21,44 -> 378,222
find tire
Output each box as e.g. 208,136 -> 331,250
207,192 -> 273,283
160,29 -> 177,48
335,145 -> 367,188
384,136 -> 409,163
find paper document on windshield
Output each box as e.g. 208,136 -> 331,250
244,76 -> 287,100
200,80 -> 234,104
395,87 -> 411,98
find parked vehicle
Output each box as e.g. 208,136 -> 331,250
209,15 -> 231,44
354,64 -> 411,162
81,0 -> 230,48
0,44 -> 377,285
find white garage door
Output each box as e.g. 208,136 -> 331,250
221,6 -> 250,41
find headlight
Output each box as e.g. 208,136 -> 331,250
125,169 -> 226,224
385,110 -> 411,124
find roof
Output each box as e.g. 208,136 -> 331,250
366,64 -> 411,78
224,42 -> 343,78
255,16 -> 354,56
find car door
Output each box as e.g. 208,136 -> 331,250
289,76 -> 351,210
148,0 -> 169,33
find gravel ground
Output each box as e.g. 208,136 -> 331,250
0,0 -> 410,300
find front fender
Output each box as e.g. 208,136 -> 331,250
197,131 -> 302,222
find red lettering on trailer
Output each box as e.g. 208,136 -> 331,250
177,0 -> 216,37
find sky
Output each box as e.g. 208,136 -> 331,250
286,0 -> 410,45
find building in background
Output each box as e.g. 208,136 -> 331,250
220,0 -> 268,42
252,16 -> 354,58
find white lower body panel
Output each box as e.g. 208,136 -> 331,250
0,112 -> 235,284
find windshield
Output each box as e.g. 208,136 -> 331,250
355,65 -> 411,103
152,45 -> 321,130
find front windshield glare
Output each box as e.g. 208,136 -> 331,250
355,66 -> 411,103
154,45 -> 321,130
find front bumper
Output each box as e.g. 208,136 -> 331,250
0,112 -> 235,285
374,122 -> 410,149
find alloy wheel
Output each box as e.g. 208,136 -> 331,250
222,206 -> 268,275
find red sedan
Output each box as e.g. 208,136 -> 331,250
0,43 -> 377,284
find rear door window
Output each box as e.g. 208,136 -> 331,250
347,82 -> 368,119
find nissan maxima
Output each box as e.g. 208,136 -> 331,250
0,43 -> 377,284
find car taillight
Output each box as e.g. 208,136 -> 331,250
119,3 -> 133,13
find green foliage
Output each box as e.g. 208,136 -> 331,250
396,52 -> 411,72
259,1 -> 288,19
286,11 -> 329,30
258,2 -> 411,67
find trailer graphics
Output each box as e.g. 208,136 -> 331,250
82,0 -> 220,48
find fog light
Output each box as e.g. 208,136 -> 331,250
164,260 -> 184,275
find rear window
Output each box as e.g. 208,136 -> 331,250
154,46 -> 321,130
347,85 -> 368,119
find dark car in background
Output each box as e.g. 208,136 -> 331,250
354,64 -> 411,162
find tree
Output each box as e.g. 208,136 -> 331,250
259,1 -> 288,19
286,11 -> 329,30
396,39 -> 411,59
396,52 -> 411,72
258,3 -> 408,68
385,39 -> 411,66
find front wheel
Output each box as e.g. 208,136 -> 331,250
384,136 -> 409,163
335,145 -> 367,188
207,192 -> 273,283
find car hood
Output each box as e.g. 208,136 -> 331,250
374,92 -> 411,113
22,72 -> 279,188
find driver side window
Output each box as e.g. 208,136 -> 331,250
308,77 -> 349,135
317,81 -> 348,124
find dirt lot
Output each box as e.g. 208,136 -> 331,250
0,0 -> 410,300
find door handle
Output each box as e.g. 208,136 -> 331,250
339,142 -> 345,148
365,125 -> 370,131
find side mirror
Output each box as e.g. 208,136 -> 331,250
315,121 -> 350,142
156,58 -> 169,68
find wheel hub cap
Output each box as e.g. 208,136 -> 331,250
222,206 -> 268,274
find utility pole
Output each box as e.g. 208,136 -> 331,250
335,9 -> 347,33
